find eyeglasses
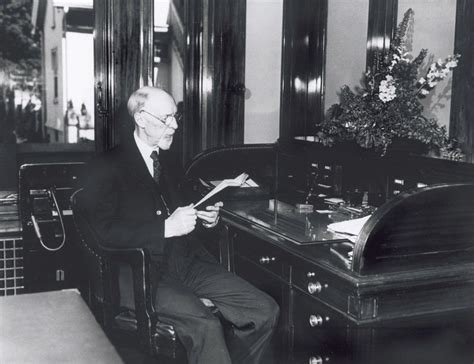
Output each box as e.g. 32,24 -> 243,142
139,109 -> 182,126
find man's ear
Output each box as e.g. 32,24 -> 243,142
134,112 -> 145,128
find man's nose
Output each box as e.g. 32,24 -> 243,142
169,117 -> 178,130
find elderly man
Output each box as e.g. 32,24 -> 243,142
83,86 -> 279,363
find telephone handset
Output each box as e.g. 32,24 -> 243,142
29,186 -> 66,252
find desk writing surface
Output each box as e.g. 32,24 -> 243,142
222,199 -> 362,245
0,289 -> 123,364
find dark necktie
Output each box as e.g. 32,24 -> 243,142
150,150 -> 162,185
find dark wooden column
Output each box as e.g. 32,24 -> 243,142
94,0 -> 154,152
279,0 -> 328,140
183,0 -> 203,164
366,0 -> 398,72
451,0 -> 474,162
204,0 -> 246,149
183,0 -> 246,165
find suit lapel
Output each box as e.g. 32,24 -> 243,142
119,137 -> 182,212
156,151 -> 180,210
124,144 -> 153,184
120,138 -> 164,202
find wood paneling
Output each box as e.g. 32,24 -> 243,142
205,0 -> 246,149
183,0 -> 202,164
280,0 -> 328,140
94,0 -> 154,152
94,0 -> 113,152
451,0 -> 474,162
183,0 -> 246,165
366,0 -> 398,72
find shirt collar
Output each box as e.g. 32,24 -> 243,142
134,130 -> 159,161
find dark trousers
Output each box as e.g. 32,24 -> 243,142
154,258 -> 280,364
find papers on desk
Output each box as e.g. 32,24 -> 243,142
195,172 -> 249,208
210,177 -> 258,188
327,215 -> 371,242
324,197 -> 344,205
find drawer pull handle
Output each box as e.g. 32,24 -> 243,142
309,315 -> 329,327
309,356 -> 323,364
308,282 -> 322,294
309,314 -> 323,327
259,256 -> 276,264
309,356 -> 329,364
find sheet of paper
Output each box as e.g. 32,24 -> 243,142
199,178 -> 212,188
327,215 -> 371,236
243,178 -> 259,187
194,172 -> 249,208
210,177 -> 258,188
324,197 -> 344,205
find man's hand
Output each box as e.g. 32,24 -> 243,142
197,201 -> 223,228
165,204 -> 197,238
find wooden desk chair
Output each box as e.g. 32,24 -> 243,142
70,189 -> 192,361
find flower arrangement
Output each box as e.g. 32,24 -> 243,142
319,8 -> 462,157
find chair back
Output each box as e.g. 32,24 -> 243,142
70,189 -> 118,324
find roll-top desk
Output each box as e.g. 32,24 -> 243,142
185,141 -> 474,364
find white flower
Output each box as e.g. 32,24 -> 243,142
420,89 -> 430,95
446,60 -> 458,68
428,80 -> 437,87
378,76 -> 396,103
418,77 -> 426,84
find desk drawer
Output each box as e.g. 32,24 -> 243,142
233,231 -> 287,279
292,259 -> 332,299
292,291 -> 350,359
291,256 -> 350,312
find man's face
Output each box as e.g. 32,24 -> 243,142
136,92 -> 178,150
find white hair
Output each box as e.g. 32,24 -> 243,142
127,86 -> 167,117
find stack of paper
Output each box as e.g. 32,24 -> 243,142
327,215 -> 371,237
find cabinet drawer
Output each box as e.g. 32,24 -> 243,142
291,256 -> 350,312
292,259 -> 332,298
292,291 -> 350,360
233,254 -> 288,362
233,254 -> 285,305
233,231 -> 287,280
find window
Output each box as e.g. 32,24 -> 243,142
0,0 -> 95,145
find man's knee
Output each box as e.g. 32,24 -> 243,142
195,314 -> 224,336
255,294 -> 280,331
179,314 -> 224,350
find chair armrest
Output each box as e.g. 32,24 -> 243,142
102,246 -> 156,350
104,246 -> 147,266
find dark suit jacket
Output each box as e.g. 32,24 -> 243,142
82,135 -> 215,272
